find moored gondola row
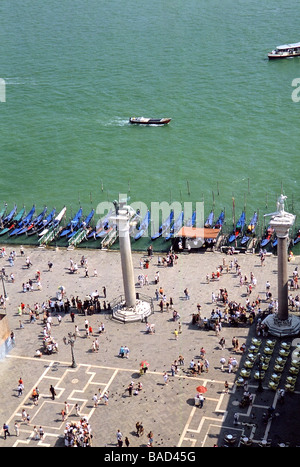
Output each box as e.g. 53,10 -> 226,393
0,202 -> 299,252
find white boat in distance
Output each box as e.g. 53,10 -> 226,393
268,42 -> 300,59
129,117 -> 171,125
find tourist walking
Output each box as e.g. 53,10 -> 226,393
14,421 -> 20,437
33,426 -> 39,440
39,426 -> 44,440
3,423 -> 10,439
198,394 -> 205,408
116,429 -> 123,447
18,382 -> 24,397
219,337 -> 225,350
75,403 -> 81,416
147,431 -> 154,447
21,409 -> 27,422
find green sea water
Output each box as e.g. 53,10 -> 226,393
0,0 -> 299,236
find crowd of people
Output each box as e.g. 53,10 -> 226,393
64,417 -> 93,447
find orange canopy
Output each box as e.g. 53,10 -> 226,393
176,226 -> 220,239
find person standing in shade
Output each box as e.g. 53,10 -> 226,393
49,385 -> 56,400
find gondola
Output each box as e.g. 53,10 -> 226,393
60,207 -> 83,238
293,229 -> 300,245
214,210 -> 225,229
0,204 -> 8,221
16,207 -> 47,236
204,210 -> 214,228
96,211 -> 115,238
185,211 -> 196,228
0,205 -> 17,230
96,223 -> 115,238
9,205 -> 36,236
67,209 -> 95,239
260,225 -> 274,248
134,210 -> 150,241
39,207 -> 66,237
9,205 -> 35,237
228,211 -> 246,244
28,208 -> 56,236
151,210 -> 174,240
206,210 -> 225,244
87,209 -> 113,239
241,212 -> 258,246
165,211 -> 184,241
0,206 -> 25,236
129,209 -> 141,236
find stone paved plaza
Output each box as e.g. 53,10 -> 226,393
0,245 -> 299,448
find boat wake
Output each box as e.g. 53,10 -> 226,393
104,117 -> 130,127
4,77 -> 37,86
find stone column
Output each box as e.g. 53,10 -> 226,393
115,207 -> 136,309
276,233 -> 289,321
268,195 -> 295,322
263,195 -> 300,336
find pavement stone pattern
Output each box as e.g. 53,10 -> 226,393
0,245 -> 299,448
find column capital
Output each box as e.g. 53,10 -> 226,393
270,214 -> 295,238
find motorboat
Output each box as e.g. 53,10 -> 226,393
129,117 -> 171,125
268,42 -> 300,59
